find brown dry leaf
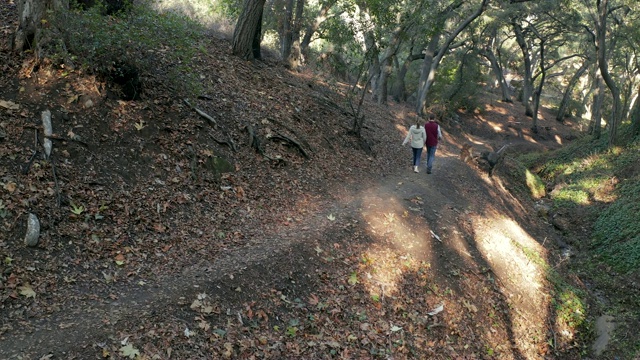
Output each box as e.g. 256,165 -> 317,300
3,182 -> 17,193
153,223 -> 166,233
19,284 -> 36,298
236,186 -> 245,199
67,94 -> 79,104
114,253 -> 126,265
308,293 -> 319,306
0,99 -> 19,110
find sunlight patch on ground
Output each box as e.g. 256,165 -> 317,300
152,0 -> 232,29
358,190 -> 433,297
395,123 -> 409,136
476,115 -> 505,132
472,215 -> 550,352
555,134 -> 563,145
485,104 -> 509,115
442,226 -> 478,270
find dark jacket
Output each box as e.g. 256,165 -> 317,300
424,121 -> 442,147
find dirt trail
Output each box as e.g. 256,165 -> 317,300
0,144 -> 569,359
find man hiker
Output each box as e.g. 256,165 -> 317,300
424,114 -> 443,174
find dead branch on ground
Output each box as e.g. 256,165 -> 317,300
269,117 -> 314,153
245,123 -> 286,165
183,98 -> 238,151
270,132 -> 310,159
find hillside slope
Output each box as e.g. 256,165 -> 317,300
0,5 -> 602,359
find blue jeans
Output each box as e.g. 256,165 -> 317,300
411,147 -> 423,167
426,146 -> 437,171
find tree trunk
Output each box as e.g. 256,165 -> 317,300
300,0 -> 337,60
377,55 -> 393,105
280,0 -> 294,61
364,30 -> 380,102
416,0 -> 487,115
596,0 -> 622,146
483,47 -> 511,103
590,73 -> 604,139
392,59 -> 406,102
13,0 -> 68,55
512,19 -> 534,117
556,58 -> 591,122
631,90 -> 640,137
392,52 -> 422,102
483,28 -> 511,102
531,39 -> 546,133
284,0 -> 305,69
374,22 -> 406,105
416,35 -> 439,114
232,0 -> 266,60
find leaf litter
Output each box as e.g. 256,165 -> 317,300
0,2 -> 588,358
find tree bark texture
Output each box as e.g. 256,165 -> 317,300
232,0 -> 266,60
531,39 -> 546,133
364,30 -> 380,102
590,73 -> 604,139
482,28 -> 511,103
483,47 -> 511,103
416,36 -> 439,114
374,22 -> 406,105
630,90 -> 640,137
280,0 -> 294,60
392,51 -> 423,102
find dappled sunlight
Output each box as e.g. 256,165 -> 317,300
395,123 -> 409,136
477,114 -> 506,132
471,214 -> 550,349
555,134 -> 563,145
485,103 -> 509,115
357,189 -> 434,298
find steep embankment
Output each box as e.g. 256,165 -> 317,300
0,7 -> 594,360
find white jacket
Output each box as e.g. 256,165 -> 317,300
402,125 -> 427,148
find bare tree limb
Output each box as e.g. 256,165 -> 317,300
183,99 -> 217,126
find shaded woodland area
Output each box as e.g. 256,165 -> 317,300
1,0 -> 639,359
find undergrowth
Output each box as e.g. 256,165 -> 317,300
510,239 -> 590,353
517,131 -> 640,273
52,0 -> 205,98
513,128 -> 640,360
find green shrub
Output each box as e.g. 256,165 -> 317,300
523,132 -> 640,273
56,0 -> 204,98
592,178 -> 640,273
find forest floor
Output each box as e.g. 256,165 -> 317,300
0,3 -> 614,360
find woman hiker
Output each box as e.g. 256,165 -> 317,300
402,117 -> 427,173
